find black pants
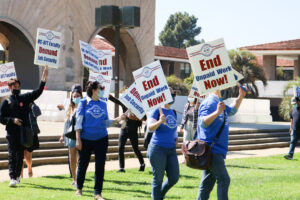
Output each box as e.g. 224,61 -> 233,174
6,133 -> 24,180
119,128 -> 144,169
77,136 -> 108,195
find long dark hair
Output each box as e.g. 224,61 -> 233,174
67,90 -> 83,119
86,81 -> 100,98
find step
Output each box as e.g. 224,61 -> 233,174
228,142 -> 290,151
229,128 -> 289,135
229,132 -> 289,140
228,137 -> 290,145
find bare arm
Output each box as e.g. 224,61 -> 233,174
233,87 -> 246,110
202,102 -> 225,127
149,114 -> 166,132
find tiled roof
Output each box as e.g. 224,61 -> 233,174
91,37 -> 115,52
155,46 -> 188,60
240,39 -> 300,51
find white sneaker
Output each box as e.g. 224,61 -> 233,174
9,179 -> 17,187
16,177 -> 20,184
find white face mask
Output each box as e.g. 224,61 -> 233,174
188,97 -> 194,103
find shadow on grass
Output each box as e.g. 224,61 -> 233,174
227,164 -> 278,170
104,179 -> 150,186
103,187 -> 151,196
179,174 -> 199,179
43,175 -> 92,181
178,185 -> 197,189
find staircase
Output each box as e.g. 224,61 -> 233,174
0,127 -> 290,169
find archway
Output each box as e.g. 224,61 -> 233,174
0,21 -> 39,89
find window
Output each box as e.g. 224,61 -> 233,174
180,63 -> 191,79
276,66 -> 293,80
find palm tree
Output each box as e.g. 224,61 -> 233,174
279,77 -> 300,121
223,50 -> 267,98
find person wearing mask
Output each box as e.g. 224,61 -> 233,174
196,88 -> 246,200
147,88 -> 179,200
284,97 -> 300,160
59,84 -> 83,186
180,96 -> 198,142
108,94 -> 145,173
0,66 -> 48,187
75,81 -> 125,200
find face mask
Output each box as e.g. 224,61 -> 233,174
12,89 -> 20,96
72,97 -> 81,105
188,97 -> 194,103
98,90 -> 104,98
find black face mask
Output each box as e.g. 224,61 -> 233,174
12,89 -> 20,96
169,94 -> 176,105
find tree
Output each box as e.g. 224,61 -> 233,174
166,75 -> 189,95
223,50 -> 267,98
159,12 -> 202,48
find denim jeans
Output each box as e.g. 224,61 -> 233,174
197,153 -> 230,200
77,136 -> 108,195
288,130 -> 300,156
147,144 -> 179,200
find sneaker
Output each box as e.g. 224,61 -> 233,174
9,179 -> 17,187
116,169 -> 125,173
16,177 -> 20,184
284,154 -> 293,160
94,194 -> 105,200
76,189 -> 82,196
139,164 -> 145,172
72,181 -> 77,188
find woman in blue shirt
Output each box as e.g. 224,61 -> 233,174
147,88 -> 179,200
75,81 -> 125,200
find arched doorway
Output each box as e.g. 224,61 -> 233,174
0,21 -> 39,89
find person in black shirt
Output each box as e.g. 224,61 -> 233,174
284,97 -> 300,160
0,66 -> 48,187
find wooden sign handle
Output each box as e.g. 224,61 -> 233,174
158,107 -> 166,125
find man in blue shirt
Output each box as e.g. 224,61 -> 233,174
197,88 -> 246,200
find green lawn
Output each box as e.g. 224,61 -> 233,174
1,153 -> 300,200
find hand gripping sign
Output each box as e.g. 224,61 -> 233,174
186,38 -> 244,96
89,70 -> 111,101
98,50 -> 113,77
34,28 -> 62,68
119,82 -> 146,120
80,41 -> 100,73
0,62 -> 17,97
133,60 -> 173,111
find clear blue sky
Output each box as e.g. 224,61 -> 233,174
156,0 -> 300,49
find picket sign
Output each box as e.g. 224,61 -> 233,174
293,85 -> 300,98
89,70 -> 111,101
119,82 -> 146,120
132,60 -> 173,111
98,50 -> 113,77
0,62 -> 17,97
189,80 -> 205,100
80,40 -> 100,73
34,28 -> 62,68
186,38 -> 244,96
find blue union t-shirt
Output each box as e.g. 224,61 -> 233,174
76,98 -> 109,141
149,108 -> 178,148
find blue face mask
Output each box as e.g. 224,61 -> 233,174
98,90 -> 104,98
72,97 -> 81,105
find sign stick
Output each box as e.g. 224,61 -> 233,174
158,107 -> 167,125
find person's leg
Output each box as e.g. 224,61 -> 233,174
288,130 -> 300,157
118,129 -> 128,170
24,150 -> 33,177
161,148 -> 179,198
69,147 -> 77,183
129,131 -> 144,166
94,136 -> 108,196
76,139 -> 92,191
147,144 -> 167,200
15,142 -> 24,180
6,134 -> 18,180
197,170 -> 216,200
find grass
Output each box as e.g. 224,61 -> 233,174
1,153 -> 300,200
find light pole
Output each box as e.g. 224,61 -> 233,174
95,5 -> 140,117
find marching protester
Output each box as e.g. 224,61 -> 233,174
0,66 -> 48,187
180,96 -> 198,142
75,81 -> 126,200
196,87 -> 246,200
59,84 -> 83,186
284,97 -> 300,160
147,88 -> 179,200
108,94 -> 145,173
21,102 -> 42,178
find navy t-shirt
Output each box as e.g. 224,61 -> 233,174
149,108 -> 178,148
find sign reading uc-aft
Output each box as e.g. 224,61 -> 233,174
0,62 -> 17,97
98,50 -> 113,78
186,38 -> 243,95
34,28 -> 62,68
120,82 -> 146,120
133,60 -> 172,111
80,41 -> 99,73
89,70 -> 111,101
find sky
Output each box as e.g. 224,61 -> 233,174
155,0 -> 300,49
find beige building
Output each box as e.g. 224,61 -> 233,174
0,0 -> 155,90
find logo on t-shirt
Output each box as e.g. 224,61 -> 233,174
166,115 -> 177,129
87,105 -> 105,119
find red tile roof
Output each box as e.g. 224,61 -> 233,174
155,46 -> 188,60
91,37 -> 115,52
240,39 -> 300,51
